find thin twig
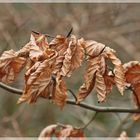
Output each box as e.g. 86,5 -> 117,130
0,82 -> 22,95
108,66 -> 115,76
81,112 -> 97,129
1,82 -> 140,113
66,27 -> 73,38
68,89 -> 78,102
31,30 -> 55,38
95,46 -> 106,57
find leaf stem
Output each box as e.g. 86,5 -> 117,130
31,30 -> 55,38
66,27 -> 73,38
68,89 -> 77,102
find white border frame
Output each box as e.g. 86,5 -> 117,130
0,0 -> 139,3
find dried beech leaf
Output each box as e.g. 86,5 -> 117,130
136,133 -> 140,139
83,40 -> 105,57
30,34 -> 57,61
0,50 -> 26,83
95,70 -> 106,103
39,124 -> 58,140
18,34 -> 52,63
77,57 -> 99,103
49,35 -> 68,74
53,75 -> 67,109
70,38 -> 85,72
132,113 -> 140,121
56,125 -> 85,139
61,35 -> 84,77
50,35 -> 84,77
77,54 -> 106,103
17,42 -> 31,58
123,61 -> 140,109
77,77 -> 96,104
49,35 -> 67,51
123,61 -> 140,85
117,131 -> 128,140
29,45 -> 45,62
95,55 -> 107,102
18,59 -> 54,104
104,72 -> 115,94
30,32 -> 49,51
39,124 -> 85,140
105,47 -> 125,95
30,47 -> 56,64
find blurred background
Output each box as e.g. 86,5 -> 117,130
0,3 -> 140,137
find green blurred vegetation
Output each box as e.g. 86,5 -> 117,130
0,3 -> 140,137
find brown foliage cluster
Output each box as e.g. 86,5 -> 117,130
38,124 -> 85,140
0,32 -> 140,109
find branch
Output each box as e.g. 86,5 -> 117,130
67,88 -> 78,102
0,82 -> 140,113
66,27 -> 73,38
32,30 -> 55,38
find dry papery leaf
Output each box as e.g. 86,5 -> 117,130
123,61 -> 140,85
53,74 -> 67,109
77,40 -> 122,103
38,124 -> 86,140
123,61 -> 140,106
77,56 -> 107,103
132,113 -> 140,121
123,61 -> 140,121
0,49 -> 26,83
49,35 -> 68,74
49,35 -> 84,77
60,35 -> 84,77
17,55 -> 67,108
118,131 -> 140,140
39,124 -> 58,140
0,33 -> 51,84
17,59 -> 54,104
30,31 -> 49,50
136,132 -> 140,140
117,131 -> 129,140
104,47 -> 125,95
17,33 -> 52,62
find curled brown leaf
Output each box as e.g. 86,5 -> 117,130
0,49 -> 26,83
105,47 -> 125,95
18,59 -> 55,104
123,61 -> 140,108
82,40 -> 105,58
56,125 -> 85,139
95,70 -> 106,103
39,124 -> 58,140
61,35 -> 84,77
53,75 -> 67,109
77,57 -> 99,103
50,35 -> 84,77
38,124 -> 85,140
